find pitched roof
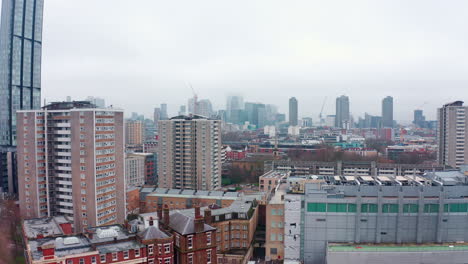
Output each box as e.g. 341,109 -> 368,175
138,226 -> 170,240
168,211 -> 215,235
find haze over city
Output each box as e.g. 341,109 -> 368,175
1,0 -> 467,121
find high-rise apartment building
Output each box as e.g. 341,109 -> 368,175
17,101 -> 126,231
0,0 -> 44,146
382,96 -> 393,128
437,101 -> 468,168
157,115 -> 221,190
125,120 -> 145,146
289,97 -> 298,126
335,95 -> 350,128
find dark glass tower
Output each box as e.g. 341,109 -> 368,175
382,96 -> 394,128
0,0 -> 44,146
289,97 -> 298,126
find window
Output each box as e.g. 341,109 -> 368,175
206,232 -> 211,245
307,203 -> 326,212
361,204 -> 378,213
164,258 -> 171,264
100,255 -> 106,263
403,204 -> 419,213
67,260 -> 73,264
91,256 -> 96,264
148,260 -> 154,264
382,204 -> 399,213
135,248 -> 140,257
270,248 -> 278,255
124,250 -> 129,259
164,243 -> 171,253
270,233 -> 276,241
148,245 -> 154,256
327,203 -> 347,213
188,254 -> 194,264
79,259 -> 84,264
424,204 -> 440,213
188,235 -> 193,249
112,252 -> 118,261
203,249 -> 211,264
176,235 -> 180,247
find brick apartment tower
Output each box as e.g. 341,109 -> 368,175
125,120 -> 145,146
17,101 -> 126,231
157,115 -> 221,190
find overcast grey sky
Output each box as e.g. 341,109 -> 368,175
3,0 -> 468,122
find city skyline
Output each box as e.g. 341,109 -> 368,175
0,0 -> 467,122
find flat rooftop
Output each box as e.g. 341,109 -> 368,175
23,216 -> 71,239
143,187 -> 245,200
324,170 -> 468,187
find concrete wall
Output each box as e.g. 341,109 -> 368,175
327,251 -> 468,264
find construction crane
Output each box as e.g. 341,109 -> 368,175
319,97 -> 327,126
187,82 -> 198,115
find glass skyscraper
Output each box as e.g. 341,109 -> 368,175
0,0 -> 44,146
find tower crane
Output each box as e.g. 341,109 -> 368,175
319,97 -> 327,126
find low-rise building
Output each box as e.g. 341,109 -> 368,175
140,187 -> 264,212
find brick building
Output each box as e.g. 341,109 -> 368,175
159,205 -> 217,264
139,187 -> 244,212
22,214 -> 174,264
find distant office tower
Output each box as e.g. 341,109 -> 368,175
158,115 -> 221,190
154,107 -> 161,131
265,104 -> 278,125
125,120 -> 145,146
437,101 -> 468,168
245,102 -> 266,128
382,96 -> 393,128
85,96 -> 105,108
160,103 -> 168,120
413,109 -> 426,127
0,0 -> 45,146
197,99 -> 213,117
226,95 -> 244,123
178,105 -> 186,115
188,96 -> 197,115
335,95 -> 350,128
17,101 -> 125,231
302,117 -> 313,128
326,115 -> 336,127
289,97 -> 298,126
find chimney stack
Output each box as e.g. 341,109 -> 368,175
195,204 -> 202,219
204,208 -> 212,224
163,204 -> 170,227
157,205 -> 163,220
194,204 -> 205,233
